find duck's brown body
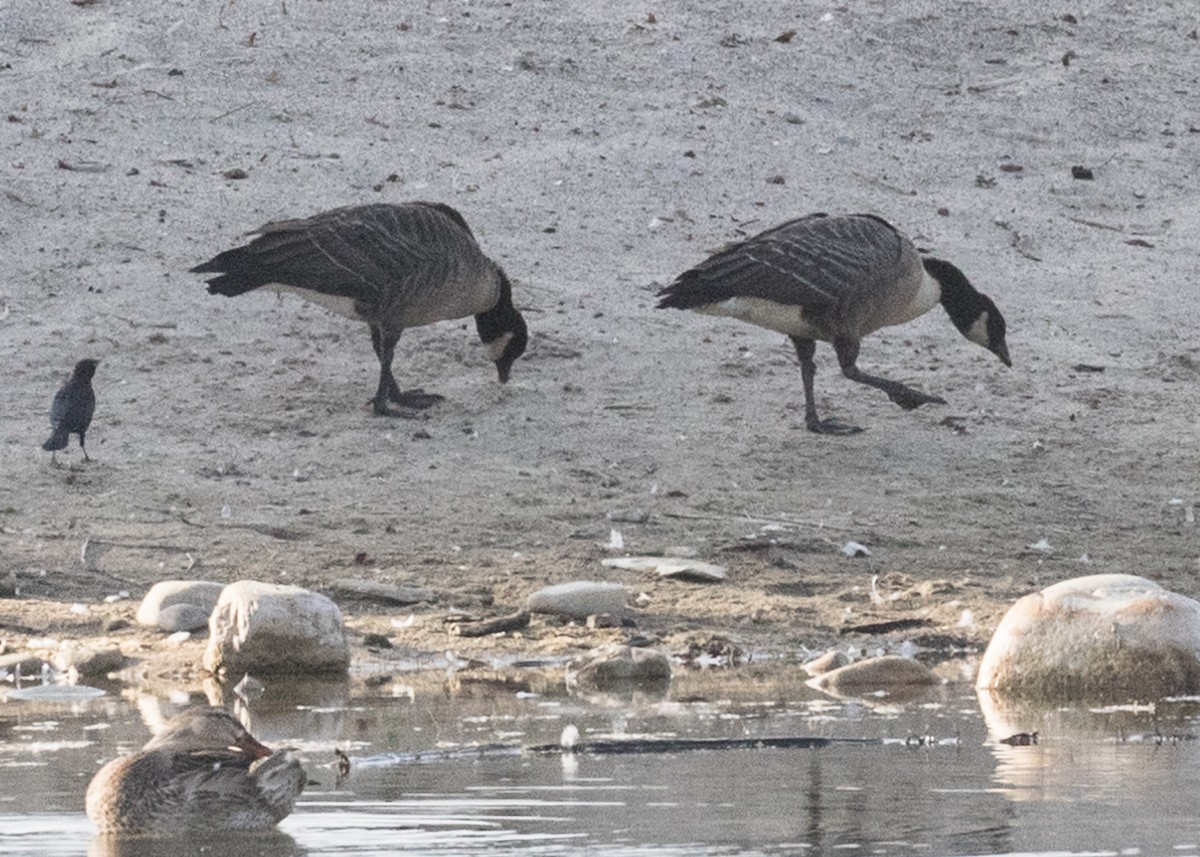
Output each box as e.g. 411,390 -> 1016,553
85,707 -> 305,834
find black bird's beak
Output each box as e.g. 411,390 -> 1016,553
993,341 -> 1012,368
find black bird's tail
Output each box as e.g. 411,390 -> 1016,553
190,247 -> 270,297
42,428 -> 69,452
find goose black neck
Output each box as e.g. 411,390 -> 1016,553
923,257 -> 985,333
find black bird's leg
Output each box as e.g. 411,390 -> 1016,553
791,337 -> 864,436
79,432 -> 91,462
832,336 -> 947,412
368,326 -> 443,415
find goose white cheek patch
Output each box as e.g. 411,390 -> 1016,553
488,331 -> 513,361
966,313 -> 990,348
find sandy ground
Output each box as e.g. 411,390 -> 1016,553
2,1 -> 1198,684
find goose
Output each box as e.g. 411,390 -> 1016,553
656,213 -> 1011,434
85,706 -> 306,834
190,202 -> 529,416
42,358 -> 98,461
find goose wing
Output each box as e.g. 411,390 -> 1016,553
244,202 -> 480,303
658,213 -> 908,310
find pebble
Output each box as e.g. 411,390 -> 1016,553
156,603 -> 211,633
526,582 -> 629,619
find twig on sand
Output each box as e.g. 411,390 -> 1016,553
660,510 -> 860,532
208,102 -> 258,124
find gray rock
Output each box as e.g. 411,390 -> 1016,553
203,580 -> 350,678
526,581 -> 629,618
156,603 -> 211,633
136,580 -> 223,627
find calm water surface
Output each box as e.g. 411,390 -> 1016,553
2,664 -> 1200,856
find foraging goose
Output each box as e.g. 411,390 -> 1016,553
190,202 -> 528,415
42,358 -> 98,461
85,706 -> 306,834
656,213 -> 1011,434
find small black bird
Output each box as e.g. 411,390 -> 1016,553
657,213 -> 1011,434
43,358 -> 99,461
190,202 -> 529,416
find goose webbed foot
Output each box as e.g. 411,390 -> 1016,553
806,416 -> 865,436
388,387 -> 444,410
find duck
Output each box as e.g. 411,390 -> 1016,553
85,706 -> 306,834
190,201 -> 529,416
656,212 -> 1011,434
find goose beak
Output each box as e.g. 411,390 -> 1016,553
993,341 -> 1012,368
233,732 -> 274,760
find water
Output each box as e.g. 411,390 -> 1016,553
2,665 -> 1200,856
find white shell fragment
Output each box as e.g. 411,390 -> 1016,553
842,541 -> 871,558
526,582 -> 630,618
601,556 -> 727,582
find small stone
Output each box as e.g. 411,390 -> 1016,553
156,603 -> 210,633
586,613 -> 622,629
526,582 -> 629,619
137,580 -> 223,627
362,632 -> 393,649
842,541 -> 871,558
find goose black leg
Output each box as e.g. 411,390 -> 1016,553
791,337 -> 864,435
369,326 -> 444,415
832,336 -> 946,411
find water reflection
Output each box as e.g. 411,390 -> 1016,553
88,831 -> 305,857
3,665 -> 1200,855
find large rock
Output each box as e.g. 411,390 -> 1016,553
203,581 -> 350,677
137,580 -> 224,629
976,574 -> 1200,699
